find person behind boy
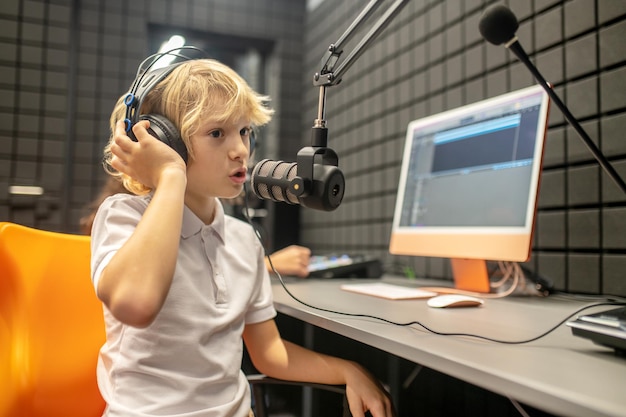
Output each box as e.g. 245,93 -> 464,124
90,57 -> 393,417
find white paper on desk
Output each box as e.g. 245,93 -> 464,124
340,283 -> 438,300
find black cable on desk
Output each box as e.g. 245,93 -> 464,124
242,184 -> 626,345
271,269 -> 624,344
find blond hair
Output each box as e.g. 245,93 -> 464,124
104,58 -> 274,194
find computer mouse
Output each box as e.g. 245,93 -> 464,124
426,294 -> 484,308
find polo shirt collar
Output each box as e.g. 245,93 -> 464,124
180,198 -> 226,244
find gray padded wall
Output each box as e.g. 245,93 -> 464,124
0,0 -> 305,237
300,0 -> 626,297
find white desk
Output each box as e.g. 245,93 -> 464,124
271,277 -> 626,417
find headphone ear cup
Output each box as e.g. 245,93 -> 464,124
139,114 -> 189,164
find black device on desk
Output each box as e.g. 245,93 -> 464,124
308,254 -> 383,279
567,307 -> 626,355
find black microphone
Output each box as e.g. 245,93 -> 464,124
478,3 -> 519,47
250,156 -> 345,211
479,3 -> 626,194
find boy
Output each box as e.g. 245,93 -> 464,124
90,58 -> 393,417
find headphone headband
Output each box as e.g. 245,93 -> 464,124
123,46 -> 207,134
123,63 -> 182,133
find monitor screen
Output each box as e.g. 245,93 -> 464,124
389,85 -> 550,293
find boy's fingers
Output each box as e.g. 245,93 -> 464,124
115,119 -> 127,135
132,120 -> 151,141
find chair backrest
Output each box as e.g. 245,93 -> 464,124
0,222 -> 106,417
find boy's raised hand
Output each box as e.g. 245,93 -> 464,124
110,120 -> 186,190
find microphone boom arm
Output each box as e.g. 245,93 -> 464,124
312,0 -> 410,134
506,38 -> 626,194
254,0 -> 409,211
314,0 -> 409,88
295,0 -> 409,204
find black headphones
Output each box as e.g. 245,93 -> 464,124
123,47 -> 256,164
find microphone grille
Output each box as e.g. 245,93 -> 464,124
268,161 -> 299,204
251,160 -> 273,199
479,3 -> 519,46
251,159 -> 300,204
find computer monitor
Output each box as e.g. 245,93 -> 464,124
389,85 -> 550,293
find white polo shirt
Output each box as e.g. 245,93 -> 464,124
90,194 -> 276,417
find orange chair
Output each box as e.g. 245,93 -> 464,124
0,222 -> 106,417
0,222 -> 351,417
